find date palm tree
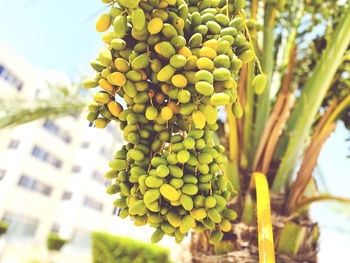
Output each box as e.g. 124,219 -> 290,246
189,1 -> 350,262
1,1 -> 350,263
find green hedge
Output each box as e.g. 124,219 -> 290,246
0,221 -> 8,236
47,233 -> 68,251
92,232 -> 171,263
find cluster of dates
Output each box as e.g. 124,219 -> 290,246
84,0 -> 258,244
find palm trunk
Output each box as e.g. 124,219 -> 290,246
183,193 -> 319,263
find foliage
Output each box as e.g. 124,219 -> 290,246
272,5 -> 350,192
92,232 -> 171,263
0,81 -> 87,129
46,233 -> 68,251
222,0 -> 350,194
0,221 -> 8,236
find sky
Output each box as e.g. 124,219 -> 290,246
0,0 -> 103,80
1,0 -> 350,261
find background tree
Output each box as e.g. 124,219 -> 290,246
0,82 -> 86,129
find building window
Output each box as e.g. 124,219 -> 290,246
31,146 -> 48,161
99,146 -> 110,158
17,175 -> 52,196
51,223 -> 60,234
70,229 -> 91,251
2,212 -> 39,240
35,181 -> 52,196
62,133 -> 71,144
112,207 -> 121,216
81,142 -> 90,148
82,196 -> 103,212
34,89 -> 41,97
8,140 -> 20,149
43,120 -> 72,144
52,159 -> 62,169
106,124 -> 114,134
0,64 -> 23,91
18,175 -> 36,189
112,207 -> 117,215
91,170 -> 110,187
71,165 -> 81,173
62,191 -> 72,200
43,120 -> 59,134
99,147 -> 104,155
17,82 -> 23,91
31,145 -> 62,169
0,169 -> 5,180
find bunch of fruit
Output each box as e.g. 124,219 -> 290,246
83,0 -> 262,244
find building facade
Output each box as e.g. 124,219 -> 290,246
0,41 -> 124,260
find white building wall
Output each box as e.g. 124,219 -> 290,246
0,41 -> 125,252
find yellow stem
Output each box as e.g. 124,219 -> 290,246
251,0 -> 258,19
226,0 -> 229,17
250,172 -> 276,263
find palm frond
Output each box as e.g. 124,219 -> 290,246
0,84 -> 88,129
272,6 -> 350,192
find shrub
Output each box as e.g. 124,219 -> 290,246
46,233 -> 68,251
92,232 -> 171,263
0,221 -> 8,236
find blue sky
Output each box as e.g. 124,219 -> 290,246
0,0 -> 103,80
1,0 -> 350,260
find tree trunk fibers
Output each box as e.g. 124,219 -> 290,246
178,195 -> 319,263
